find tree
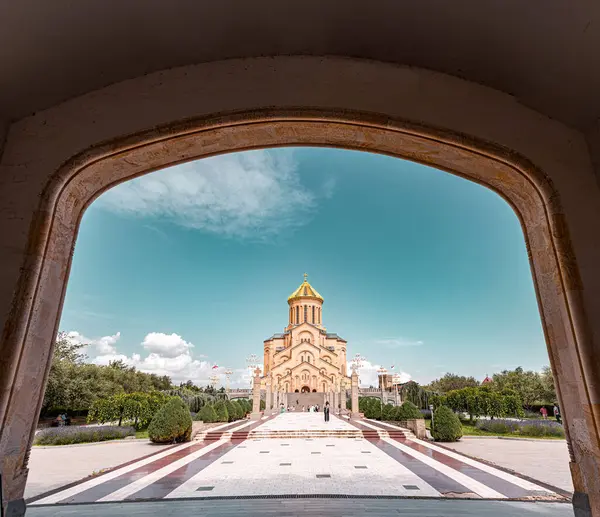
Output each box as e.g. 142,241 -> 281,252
231,400 -> 244,420
42,331 -> 175,417
491,367 -> 546,408
431,406 -> 463,442
225,400 -> 238,421
148,398 -> 193,444
398,381 -> 433,409
540,366 -> 557,403
196,404 -> 217,423
214,400 -> 229,422
426,373 -> 479,394
87,391 -> 171,429
396,401 -> 423,420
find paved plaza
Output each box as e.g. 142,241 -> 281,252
27,413 -> 569,512
441,437 -> 573,492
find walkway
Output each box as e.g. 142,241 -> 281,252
27,413 -> 568,509
440,437 -> 573,492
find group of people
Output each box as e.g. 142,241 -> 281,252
539,404 -> 561,423
50,413 -> 71,427
278,401 -> 331,421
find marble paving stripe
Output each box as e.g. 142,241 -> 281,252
30,441 -> 197,505
380,437 -> 506,499
62,440 -> 219,504
98,439 -> 228,502
408,438 -> 554,494
398,439 -> 531,499
366,438 -> 473,496
204,421 -> 251,434
125,440 -> 240,500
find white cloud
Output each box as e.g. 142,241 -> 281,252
141,332 -> 194,358
347,359 -> 412,388
66,330 -> 121,355
373,337 -> 424,349
73,330 -> 246,387
97,150 -> 323,241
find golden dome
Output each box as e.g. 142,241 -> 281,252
288,273 -> 324,303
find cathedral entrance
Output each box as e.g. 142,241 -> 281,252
301,386 -> 310,393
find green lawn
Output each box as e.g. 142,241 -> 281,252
425,418 -> 564,440
135,429 -> 149,439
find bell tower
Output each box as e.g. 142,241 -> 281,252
287,273 -> 324,330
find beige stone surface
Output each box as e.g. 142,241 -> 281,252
25,441 -> 172,499
442,438 -> 573,493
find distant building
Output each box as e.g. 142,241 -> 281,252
482,375 -> 493,384
262,274 -> 350,393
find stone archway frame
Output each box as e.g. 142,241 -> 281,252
3,108 -> 599,509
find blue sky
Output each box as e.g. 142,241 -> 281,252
60,148 -> 548,387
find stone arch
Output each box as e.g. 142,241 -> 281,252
0,62 -> 597,511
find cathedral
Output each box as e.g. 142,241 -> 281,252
263,274 -> 350,394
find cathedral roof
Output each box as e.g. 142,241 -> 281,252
288,273 -> 324,303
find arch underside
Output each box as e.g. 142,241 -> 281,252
2,106 -> 598,511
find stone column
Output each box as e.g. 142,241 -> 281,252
265,375 -> 272,414
250,368 -> 262,420
351,370 -> 359,418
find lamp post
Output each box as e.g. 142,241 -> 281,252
246,354 -> 260,388
209,374 -> 219,392
377,367 -> 387,414
351,353 -> 365,376
224,368 -> 233,396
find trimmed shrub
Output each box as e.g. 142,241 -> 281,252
34,425 -> 135,446
237,399 -> 251,414
520,421 -> 564,438
148,398 -> 193,444
476,419 -> 519,434
381,404 -> 395,421
397,401 -> 423,420
225,400 -> 238,422
196,404 -> 217,422
214,400 -> 229,422
260,399 -> 266,411
231,400 -> 244,420
520,424 -> 545,437
432,406 -> 463,442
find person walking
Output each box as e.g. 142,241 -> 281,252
540,406 -> 548,419
553,404 -> 562,424
324,402 -> 330,422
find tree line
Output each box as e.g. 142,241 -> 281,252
423,367 -> 557,409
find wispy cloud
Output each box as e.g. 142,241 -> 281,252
97,150 -> 324,241
373,337 -> 424,349
346,359 -> 412,387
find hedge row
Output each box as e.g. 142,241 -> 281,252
194,399 -> 252,423
359,398 -> 423,421
476,418 -> 565,437
34,425 -> 135,446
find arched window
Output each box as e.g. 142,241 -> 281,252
304,305 -> 307,322
312,306 -> 315,323
296,306 -> 299,323
308,356 -> 311,363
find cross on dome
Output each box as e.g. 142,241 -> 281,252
287,273 -> 324,302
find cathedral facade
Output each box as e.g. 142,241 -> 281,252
263,275 -> 350,393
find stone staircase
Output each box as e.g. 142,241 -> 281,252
244,428 -> 363,439
198,424 -> 406,441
